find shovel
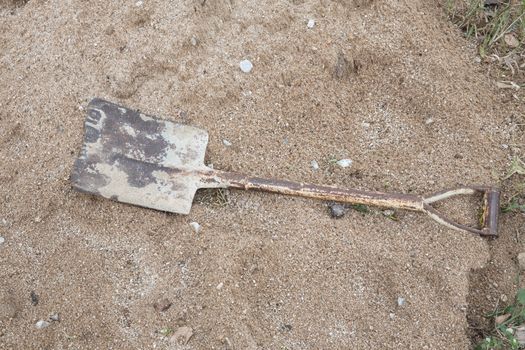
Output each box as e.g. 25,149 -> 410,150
71,98 -> 500,236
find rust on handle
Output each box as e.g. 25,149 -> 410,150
208,170 -> 500,237
212,170 -> 424,211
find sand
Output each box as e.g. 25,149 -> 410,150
1,0 -> 524,348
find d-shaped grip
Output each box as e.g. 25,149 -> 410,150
423,186 -> 500,237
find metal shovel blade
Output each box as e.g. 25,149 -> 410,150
71,98 -> 210,214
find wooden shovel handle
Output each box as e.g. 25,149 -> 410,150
209,170 -> 500,236
212,170 -> 424,211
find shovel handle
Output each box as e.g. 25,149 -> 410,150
422,186 -> 500,237
209,170 -> 500,236
212,170 -> 424,211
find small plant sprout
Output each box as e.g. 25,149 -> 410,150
475,288 -> 525,349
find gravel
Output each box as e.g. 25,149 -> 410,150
328,203 -> 346,218
189,222 -> 201,234
30,291 -> 38,306
307,19 -> 315,28
170,326 -> 194,345
336,159 -> 353,168
518,252 -> 525,270
35,320 -> 50,329
239,59 -> 253,73
153,298 -> 172,312
382,209 -> 395,217
310,160 -> 319,170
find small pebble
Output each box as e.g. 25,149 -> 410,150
189,222 -> 201,234
518,252 -> 525,270
328,203 -> 346,218
281,324 -> 293,331
239,59 -> 253,73
382,209 -> 395,217
307,19 -> 315,28
310,160 -> 319,170
34,216 -> 41,223
49,313 -> 60,322
336,159 -> 353,168
216,282 -> 224,290
170,326 -> 194,345
222,337 -> 233,348
389,312 -> 395,320
190,36 -> 198,46
425,118 -> 434,125
495,313 -> 511,325
35,320 -> 50,329
153,298 -> 172,312
0,236 -> 4,245
135,0 -> 143,6
30,291 -> 39,306
515,326 -> 525,345
222,139 -> 232,147
397,297 -> 406,307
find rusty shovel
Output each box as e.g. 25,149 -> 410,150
71,99 -> 500,236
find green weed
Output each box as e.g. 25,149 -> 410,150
475,289 -> 525,349
446,0 -> 525,82
349,204 -> 370,213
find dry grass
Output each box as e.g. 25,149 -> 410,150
447,0 -> 525,84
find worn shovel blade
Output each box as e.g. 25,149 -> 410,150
71,98 -> 210,214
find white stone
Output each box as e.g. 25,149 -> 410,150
382,209 -> 395,217
216,282 -> 224,290
336,159 -> 353,168
0,237 -> 4,245
310,160 -> 319,170
189,222 -> 201,234
223,139 -> 232,147
35,320 -> 50,329
397,297 -> 405,307
190,36 -> 198,46
518,252 -> 525,270
307,19 -> 316,28
239,59 -> 253,73
135,0 -> 143,6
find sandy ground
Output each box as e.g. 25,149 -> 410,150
1,0 -> 524,349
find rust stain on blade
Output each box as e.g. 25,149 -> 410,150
71,98 -> 210,214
